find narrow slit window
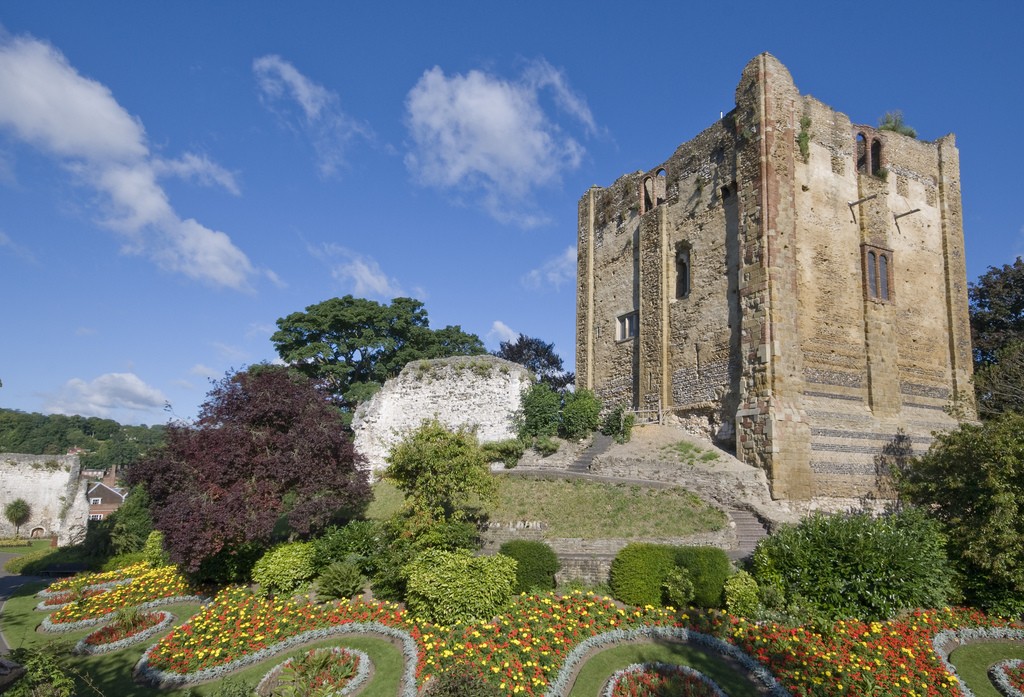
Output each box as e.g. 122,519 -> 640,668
676,246 -> 691,299
856,133 -> 868,174
871,138 -> 882,176
879,254 -> 889,300
867,251 -> 878,298
863,245 -> 894,303
617,312 -> 638,341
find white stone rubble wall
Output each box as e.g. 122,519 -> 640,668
0,453 -> 90,544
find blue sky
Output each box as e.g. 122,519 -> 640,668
1,1 -> 1021,425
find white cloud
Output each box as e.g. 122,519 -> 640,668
152,153 -> 240,195
0,32 -> 257,290
213,342 -> 249,363
253,54 -> 371,176
0,228 -> 35,262
75,326 -> 97,336
189,364 -> 218,379
311,243 -> 408,299
488,320 -> 518,345
404,59 -> 595,226
46,372 -> 167,420
522,246 -> 577,290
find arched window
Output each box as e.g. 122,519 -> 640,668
642,177 -> 654,213
871,138 -> 883,176
863,245 -> 894,302
676,245 -> 691,299
879,254 -> 889,300
655,168 -> 667,207
856,133 -> 868,174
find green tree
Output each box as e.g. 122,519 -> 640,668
271,296 -> 485,414
384,419 -> 497,524
974,341 -> 1024,416
493,334 -> 574,390
970,258 -> 1024,368
4,498 -> 30,538
109,486 -> 154,555
898,413 -> 1024,614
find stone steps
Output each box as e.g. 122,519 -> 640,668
568,433 -> 614,472
726,508 -> 769,562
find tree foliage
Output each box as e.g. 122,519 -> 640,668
974,341 -> 1024,416
271,296 -> 485,413
751,508 -> 956,620
403,548 -> 517,625
493,333 -> 574,390
126,365 -> 370,577
4,498 -> 30,537
384,419 -> 496,524
109,486 -> 154,555
898,413 -> 1024,614
0,407 -> 163,465
970,258 -> 1024,368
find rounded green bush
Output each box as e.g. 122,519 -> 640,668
672,546 -> 731,609
316,560 -> 365,600
404,549 -> 517,625
661,567 -> 694,608
751,507 -> 956,620
610,543 -> 676,607
312,520 -> 383,575
498,540 -> 561,593
252,541 -> 317,596
560,389 -> 601,441
724,570 -> 760,617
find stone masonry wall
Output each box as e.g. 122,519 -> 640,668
352,356 -> 532,473
576,52 -> 974,500
0,453 -> 90,544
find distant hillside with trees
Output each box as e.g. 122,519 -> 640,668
0,408 -> 164,471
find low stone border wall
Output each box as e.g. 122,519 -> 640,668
932,627 -> 1024,697
73,611 -> 176,656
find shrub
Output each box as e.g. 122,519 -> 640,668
672,546 -> 731,609
610,543 -> 677,607
498,540 -> 560,593
312,520 -> 383,575
533,435 -> 559,456
560,389 -> 601,441
481,439 -> 525,469
517,382 -> 561,439
428,666 -> 502,697
724,570 -> 761,617
404,549 -> 517,625
316,560 -> 365,601
100,551 -> 146,571
142,529 -> 170,566
7,646 -> 75,697
600,405 -> 635,444
252,542 -> 317,596
661,567 -> 694,608
751,507 -> 956,620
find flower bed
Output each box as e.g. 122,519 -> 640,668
255,646 -> 371,697
41,565 -> 203,632
38,562 -> 150,595
604,662 -> 727,697
73,611 -> 175,656
35,588 -> 108,610
990,659 -> 1024,697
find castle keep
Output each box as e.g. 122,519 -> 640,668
575,53 -> 975,500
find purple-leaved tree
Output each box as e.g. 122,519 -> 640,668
127,364 -> 370,579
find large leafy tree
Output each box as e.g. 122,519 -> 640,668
127,365 -> 370,577
493,333 -> 574,390
272,296 -> 485,412
970,258 -> 1024,368
897,413 -> 1024,614
4,498 -> 30,537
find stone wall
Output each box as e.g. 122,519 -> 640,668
0,453 -> 89,544
576,52 -> 974,500
353,356 -> 532,473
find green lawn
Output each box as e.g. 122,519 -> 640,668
949,641 -> 1024,697
567,641 -> 761,697
366,477 -> 727,539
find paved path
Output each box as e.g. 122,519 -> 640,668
0,551 -> 45,655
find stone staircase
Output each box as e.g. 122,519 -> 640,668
568,432 -> 613,473
726,508 -> 770,562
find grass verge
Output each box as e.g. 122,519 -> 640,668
367,477 -> 726,538
567,640 -> 761,697
948,641 -> 1024,697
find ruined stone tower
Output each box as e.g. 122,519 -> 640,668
576,53 -> 975,500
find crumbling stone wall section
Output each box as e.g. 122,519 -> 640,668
0,453 -> 89,544
352,356 -> 532,473
576,52 -> 975,500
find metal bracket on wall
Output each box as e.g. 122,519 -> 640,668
893,208 -> 921,234
847,193 -> 878,224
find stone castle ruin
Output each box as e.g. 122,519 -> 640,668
575,53 -> 975,500
353,355 -> 532,473
0,453 -> 90,544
